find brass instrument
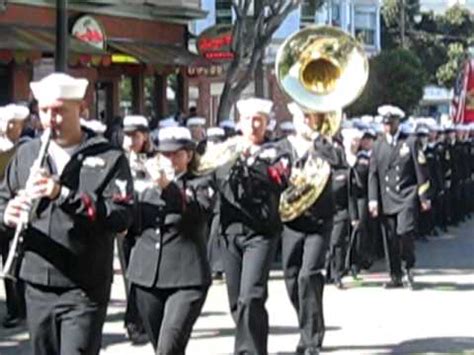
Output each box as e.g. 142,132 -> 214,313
276,26 -> 369,222
194,135 -> 251,175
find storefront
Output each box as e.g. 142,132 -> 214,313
0,1 -> 207,127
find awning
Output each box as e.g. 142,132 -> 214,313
108,39 -> 211,67
0,25 -> 109,64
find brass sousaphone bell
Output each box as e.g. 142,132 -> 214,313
276,25 -> 369,222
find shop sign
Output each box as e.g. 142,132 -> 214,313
72,16 -> 106,50
187,65 -> 224,77
197,25 -> 234,62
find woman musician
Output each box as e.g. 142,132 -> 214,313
126,126 -> 213,354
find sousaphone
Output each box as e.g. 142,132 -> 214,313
276,25 -> 369,222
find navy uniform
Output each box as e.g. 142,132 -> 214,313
0,74 -> 134,355
0,104 -> 30,328
119,115 -> 155,344
127,127 -> 212,354
215,98 -> 290,355
278,104 -> 337,355
347,130 -> 377,274
368,105 -> 430,288
326,135 -> 352,287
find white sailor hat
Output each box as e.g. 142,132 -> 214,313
400,122 -> 415,134
157,126 -> 196,152
377,105 -> 405,122
81,119 -> 106,134
360,115 -> 374,124
237,98 -> 273,119
280,121 -> 295,132
30,73 -> 88,106
415,124 -> 430,136
123,115 -> 149,133
1,104 -> 30,122
219,120 -> 236,130
207,127 -> 225,138
186,117 -> 206,127
159,117 -> 179,129
287,102 -> 304,123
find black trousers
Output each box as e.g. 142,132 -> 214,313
381,215 -> 416,278
221,228 -> 279,355
346,199 -> 373,270
1,238 -> 26,319
25,283 -> 108,355
134,285 -> 208,355
116,234 -> 143,328
327,212 -> 349,281
281,221 -> 331,350
207,213 -> 224,274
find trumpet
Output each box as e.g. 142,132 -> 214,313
0,128 -> 52,280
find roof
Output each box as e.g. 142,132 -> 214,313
108,39 -> 210,67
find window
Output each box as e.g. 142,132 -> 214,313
301,0 -> 317,27
354,8 -> 376,46
216,0 -> 232,25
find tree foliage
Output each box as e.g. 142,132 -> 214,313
348,48 -> 426,116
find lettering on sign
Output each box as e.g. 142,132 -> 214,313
187,65 -> 225,77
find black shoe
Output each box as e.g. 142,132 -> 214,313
2,314 -> 23,328
304,347 -> 320,355
350,265 -> 359,280
296,344 -> 305,355
384,277 -> 403,289
335,278 -> 345,290
126,324 -> 149,345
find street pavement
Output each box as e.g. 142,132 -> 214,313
0,218 -> 473,354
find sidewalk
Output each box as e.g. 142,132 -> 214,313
1,219 -> 473,354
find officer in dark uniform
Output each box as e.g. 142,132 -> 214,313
0,73 -> 134,355
436,127 -> 451,229
278,103 -> 337,355
187,116 -> 207,155
127,126 -> 213,354
213,98 -> 290,355
446,126 -> 460,225
368,105 -> 430,289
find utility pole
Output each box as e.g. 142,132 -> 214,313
400,0 -> 406,48
55,0 -> 68,72
254,0 -> 265,97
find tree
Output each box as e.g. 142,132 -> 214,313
348,48 -> 426,116
436,42 -> 468,88
217,0 -> 324,122
381,0 -> 420,49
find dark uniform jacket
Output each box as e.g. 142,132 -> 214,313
425,143 -> 444,197
0,130 -> 134,302
369,131 -> 430,216
127,172 -> 213,289
215,141 -> 291,236
277,135 -> 336,233
349,150 -> 370,221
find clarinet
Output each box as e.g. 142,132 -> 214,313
0,128 -> 52,280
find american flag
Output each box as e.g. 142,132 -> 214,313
451,60 -> 474,124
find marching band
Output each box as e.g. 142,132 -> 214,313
0,29 -> 473,355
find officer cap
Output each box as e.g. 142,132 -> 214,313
279,121 -> 295,132
159,117 -> 179,129
123,115 -> 149,133
157,126 -> 196,152
219,120 -> 235,130
0,104 -> 30,122
377,105 -> 405,123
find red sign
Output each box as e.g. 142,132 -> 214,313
72,16 -> 106,50
197,25 -> 234,62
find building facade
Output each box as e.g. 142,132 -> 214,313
189,0 -> 381,124
0,0 -> 206,128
